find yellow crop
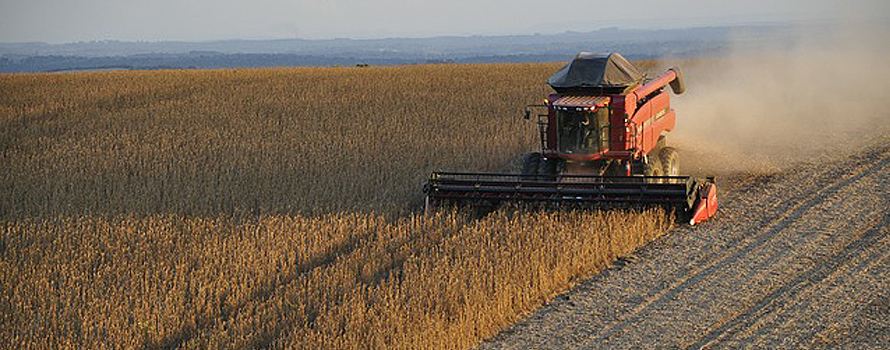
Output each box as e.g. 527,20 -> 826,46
0,63 -> 667,349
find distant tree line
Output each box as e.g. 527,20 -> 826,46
0,53 -> 424,73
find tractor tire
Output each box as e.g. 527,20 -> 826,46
659,147 -> 680,177
521,153 -> 543,176
645,155 -> 664,181
539,157 -> 560,179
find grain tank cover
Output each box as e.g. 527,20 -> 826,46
547,52 -> 644,94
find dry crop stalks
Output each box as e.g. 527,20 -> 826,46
2,209 -> 669,349
1,65 -> 558,218
0,62 -> 668,350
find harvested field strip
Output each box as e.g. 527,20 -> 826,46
804,254 -> 890,347
739,223 -> 890,348
1,210 -> 670,350
718,157 -> 890,348
583,146 -> 890,345
686,213 -> 890,349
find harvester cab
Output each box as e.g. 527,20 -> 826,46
425,52 -> 718,225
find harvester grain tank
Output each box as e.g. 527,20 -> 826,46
424,53 -> 717,224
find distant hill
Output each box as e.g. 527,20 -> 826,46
0,24 -> 799,73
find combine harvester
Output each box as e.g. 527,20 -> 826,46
424,52 -> 717,224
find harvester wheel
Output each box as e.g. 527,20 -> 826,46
660,147 -> 680,176
540,158 -> 559,179
521,153 -> 543,177
645,155 -> 664,182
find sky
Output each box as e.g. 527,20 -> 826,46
1,0 -> 888,43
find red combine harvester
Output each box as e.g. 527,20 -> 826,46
424,53 -> 717,224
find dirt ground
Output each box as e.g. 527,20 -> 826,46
476,132 -> 890,349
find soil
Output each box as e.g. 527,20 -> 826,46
476,140 -> 890,349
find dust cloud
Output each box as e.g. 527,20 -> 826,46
663,19 -> 890,178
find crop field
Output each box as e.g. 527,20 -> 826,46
0,64 -> 670,349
